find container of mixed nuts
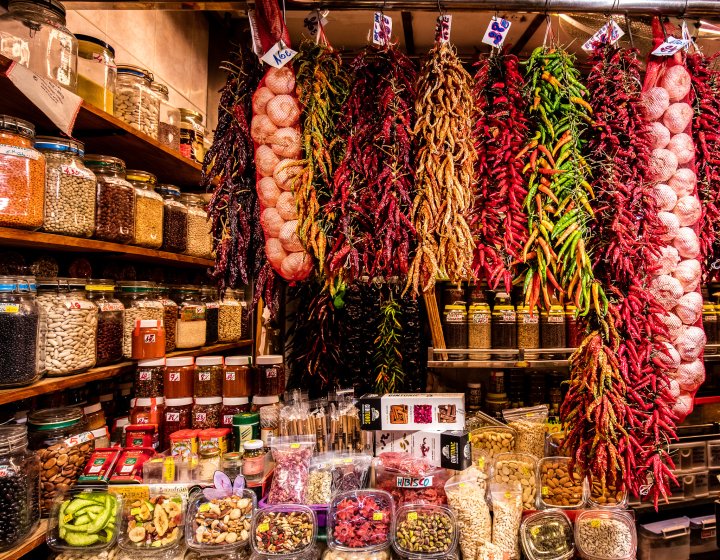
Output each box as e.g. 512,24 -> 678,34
185,488 -> 255,553
252,504 -> 317,557
392,504 -> 458,558
119,493 -> 184,551
537,457 -> 585,509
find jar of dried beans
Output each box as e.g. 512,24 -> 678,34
127,169 -> 163,248
135,357 -> 165,398
540,297 -> 566,358
181,194 -> 213,258
218,288 -> 244,342
201,286 -> 219,345
492,291 -> 517,360
85,154 -> 135,243
194,356 -> 223,397
164,356 -> 194,399
443,302 -> 467,360
85,280 -> 124,366
118,281 -> 164,358
517,305 -> 540,360
468,289 -> 491,360
193,397 -> 221,429
157,285 -> 177,352
114,65 -> 159,138
0,275 -> 42,387
158,184 -> 188,253
255,355 -> 285,396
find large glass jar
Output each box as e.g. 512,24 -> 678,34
85,280 -> 124,366
37,277 -> 98,376
35,136 -> 96,237
255,355 -> 285,397
84,154 -> 135,243
443,302 -> 467,360
0,275 -> 42,387
27,407 -> 94,516
468,287 -> 491,360
172,285 -> 206,349
118,281 -> 164,358
218,288 -> 244,342
114,64 -> 159,138
0,115 -> 45,229
201,286 -> 219,345
182,194 -> 213,258
517,305 -> 540,360
194,356 -> 223,397
127,169 -> 163,248
0,425 -> 40,550
491,291 -> 516,360
152,82 -> 181,151
157,285 -> 177,352
158,184 -> 188,253
0,0 -> 77,91
76,34 -> 116,114
179,108 -> 205,162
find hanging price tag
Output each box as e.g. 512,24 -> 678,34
435,14 -> 452,43
373,12 -> 393,45
482,16 -> 512,48
304,10 -> 329,40
652,36 -> 689,56
261,41 -> 298,68
681,21 -> 694,51
582,20 -> 625,51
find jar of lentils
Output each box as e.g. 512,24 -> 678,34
0,275 -> 43,387
152,82 -> 181,151
255,355 -> 285,396
37,278 -> 98,376
157,285 -> 177,352
158,184 -> 188,253
201,286 -> 219,345
194,356 -> 223,397
127,169 -> 164,249
118,281 -> 164,358
85,280 -> 124,366
218,288 -> 244,342
114,65 -> 159,139
0,115 -> 45,230
173,285 -> 207,349
35,136 -> 96,237
85,154 -> 135,243
0,425 -> 40,550
181,194 -> 213,258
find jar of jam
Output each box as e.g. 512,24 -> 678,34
194,356 -> 223,397
135,357 -> 165,398
223,356 -> 253,397
164,356 -> 194,398
163,397 -> 192,450
242,439 -> 266,480
192,397 -> 221,429
131,318 -> 166,360
221,397 -> 250,433
254,355 -> 285,396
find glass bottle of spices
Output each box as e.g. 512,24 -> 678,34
201,286 -> 219,345
443,301 -> 468,360
541,297 -> 566,358
173,286 -> 207,349
517,304 -> 540,360
242,439 -> 266,480
491,291 -> 516,360
151,82 -> 181,151
118,281 -> 164,359
163,397 -> 192,450
702,287 -> 718,352
565,304 -> 583,349
157,184 -> 188,253
76,34 -> 116,114
157,285 -> 177,353
135,358 -> 165,398
164,356 -> 194,399
84,154 -> 135,243
85,280 -> 123,366
194,356 -> 223,397
193,397 -> 222,429
218,289 -> 244,342
198,447 -> 221,482
127,169 -> 164,249
223,356 -> 253,397
489,370 -> 505,394
468,287 -> 491,360
254,355 -> 285,396
131,319 -> 166,360
222,452 -> 242,479
0,275 -> 42,387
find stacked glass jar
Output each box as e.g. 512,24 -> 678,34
127,169 -> 164,249
179,108 -> 205,162
85,154 -> 135,243
76,34 -> 116,114
173,285 -> 207,349
201,286 -> 219,345
157,285 -> 178,352
182,194 -> 213,258
85,279 -> 124,366
218,288 -> 244,342
114,64 -> 159,138
118,281 -> 164,358
158,184 -> 188,253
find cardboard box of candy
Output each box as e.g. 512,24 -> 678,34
373,429 -> 472,470
358,393 -> 465,431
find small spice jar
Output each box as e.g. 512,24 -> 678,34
443,302 -> 468,360
194,356 -> 223,397
83,402 -> 110,448
198,447 -> 221,482
468,289 -> 491,360
131,319 -> 166,360
157,285 -> 177,352
85,280 -> 124,366
233,412 -> 260,451
127,169 -> 164,249
224,356 -> 253,397
157,184 -> 188,253
242,439 -> 266,480
135,357 -> 165,398
201,286 -> 219,345
164,356 -> 194,399
467,382 -> 482,413
255,355 -> 285,397
193,397 -> 222,429
173,285 -> 207,349
163,397 -> 192,450
565,304 -> 583,348
492,291 -> 517,360
517,304 -> 540,360
541,297 -> 566,358
84,154 -> 135,243
222,451 -> 243,479
221,397 -> 250,433
218,289 -> 244,342
179,108 -> 206,163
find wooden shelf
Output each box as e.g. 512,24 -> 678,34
0,519 -> 47,560
0,340 -> 252,406
0,55 -> 203,189
0,227 -> 214,268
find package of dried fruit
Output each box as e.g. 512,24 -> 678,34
306,453 -> 373,505
118,492 -> 184,552
266,435 -> 315,504
391,504 -> 458,559
373,452 -> 451,507
327,490 -> 394,552
251,504 -> 317,557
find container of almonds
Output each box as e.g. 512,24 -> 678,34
251,504 -> 317,557
492,452 -> 538,510
470,425 -> 516,464
538,457 -> 585,509
587,478 -> 627,509
185,488 -> 255,553
392,504 -> 458,558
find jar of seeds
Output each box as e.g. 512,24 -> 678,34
541,297 -> 566,358
172,285 -> 207,349
468,287 -> 491,360
118,281 -> 164,358
182,194 -> 213,258
218,288 -> 243,342
85,280 -> 124,366
516,305 -> 540,360
158,184 -> 188,253
201,286 -> 219,345
443,302 -> 467,360
0,276 -> 42,387
491,291 -> 516,360
157,285 -> 178,352
114,65 -> 159,139
127,169 -> 163,249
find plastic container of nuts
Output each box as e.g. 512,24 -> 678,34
587,478 -> 627,509
251,504 -> 317,557
327,490 -> 394,552
520,510 -> 574,560
492,452 -> 538,510
537,457 -> 585,509
185,486 -> 256,553
575,510 -> 637,560
118,492 -> 184,552
391,504 -> 458,559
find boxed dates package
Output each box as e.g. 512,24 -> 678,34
374,430 -> 472,470
358,393 -> 465,431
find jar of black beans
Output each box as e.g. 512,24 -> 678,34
201,286 -> 219,345
86,280 -> 125,366
0,425 -> 40,551
0,276 -> 42,387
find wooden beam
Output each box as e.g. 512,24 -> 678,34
401,11 -> 416,56
511,13 -> 545,56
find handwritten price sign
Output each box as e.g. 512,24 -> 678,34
582,20 -> 625,51
482,16 -> 512,48
260,41 -> 297,68
435,14 -> 452,43
373,12 -> 393,45
652,36 -> 689,56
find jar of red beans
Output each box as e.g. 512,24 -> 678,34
223,356 -> 253,397
135,357 -> 165,398
164,356 -> 194,398
163,397 -> 192,450
193,397 -> 221,429
254,355 -> 285,396
221,397 -> 250,432
194,356 -> 223,397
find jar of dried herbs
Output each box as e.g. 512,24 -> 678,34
541,297 -> 566,358
443,302 -> 467,360
516,305 -> 540,360
491,292 -> 516,360
468,290 -> 491,360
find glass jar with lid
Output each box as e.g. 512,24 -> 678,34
27,406 -> 94,516
75,34 -> 116,114
157,184 -> 188,253
517,305 -> 540,360
85,279 -> 124,366
152,82 -> 181,151
255,355 -> 285,397
194,356 -> 223,397
540,297 -> 566,358
443,302 -> 467,360
0,115 -> 45,230
84,154 -> 135,243
118,281 -> 164,358
114,64 -> 159,138
172,285 -> 207,349
201,286 -> 219,345
468,286 -> 491,360
164,356 -> 194,399
218,288 -> 244,342
0,0 -> 77,91
0,275 -> 43,387
221,397 -> 250,433
565,304 -> 582,349
179,108 -> 206,163
82,402 -> 109,447
0,425 -> 40,550
192,397 -> 222,429
34,136 -> 96,237
135,357 -> 165,398
491,291 -> 517,360
224,356 -> 253,397
163,397 -> 192,450
157,285 -> 177,352
130,397 -> 165,445
181,194 -> 213,258
127,169 -> 164,248
37,277 -> 98,376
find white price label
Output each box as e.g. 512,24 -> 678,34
482,16 -> 512,48
582,20 -> 625,51
195,413 -> 207,423
166,412 -> 180,422
199,372 -> 211,381
139,371 -> 152,381
435,14 -> 452,43
261,41 -> 298,69
143,334 -> 156,344
169,372 -> 180,382
304,10 -> 329,40
63,299 -> 94,310
652,37 -> 689,56
61,164 -> 94,180
98,302 -> 123,312
63,430 -> 95,447
136,417 -> 149,424
0,144 -> 41,160
373,12 -> 393,45
223,415 -> 233,425
226,372 -> 236,381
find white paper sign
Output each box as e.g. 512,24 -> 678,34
652,36 -> 689,56
373,12 -> 393,45
482,16 -> 512,48
6,61 -> 82,136
435,14 -> 452,43
582,20 -> 625,51
261,41 -> 298,68
304,10 -> 329,40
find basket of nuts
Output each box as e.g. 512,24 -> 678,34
391,504 -> 458,558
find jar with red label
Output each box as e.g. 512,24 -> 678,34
221,397 -> 250,433
254,355 -> 285,396
164,356 -> 194,399
223,356 -> 253,397
135,357 -> 165,398
131,318 -> 166,360
192,397 -> 221,429
194,356 -> 223,397
130,397 -> 165,443
163,397 -> 192,450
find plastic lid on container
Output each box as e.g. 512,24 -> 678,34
233,413 -> 260,425
196,356 -> 223,366
28,407 -> 84,429
118,281 -> 155,293
223,397 -> 249,406
225,356 -> 252,366
126,169 -> 158,186
689,515 -> 715,529
243,439 -> 263,450
75,34 -> 115,56
35,136 -> 84,156
138,357 -> 166,367
0,115 -> 35,138
575,510 -> 636,560
157,184 -> 181,198
252,395 -> 280,406
116,64 -> 153,81
135,397 -> 165,407
83,402 -> 102,415
467,383 -> 481,388
640,516 -> 690,537
166,357 -> 194,367
194,397 -> 222,405
256,355 -> 283,366
520,510 -> 574,560
166,398 -> 193,407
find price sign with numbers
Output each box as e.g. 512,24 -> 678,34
582,20 -> 625,51
482,16 -> 511,48
260,41 -> 298,69
435,14 -> 452,43
373,12 -> 392,45
652,36 -> 689,56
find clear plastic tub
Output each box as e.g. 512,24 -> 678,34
118,492 -> 184,552
587,478 -> 628,509
669,442 -> 707,472
575,510 -> 636,560
327,490 -> 393,552
185,487 -> 255,553
492,452 -> 538,510
689,515 -> 717,555
392,504 -> 457,559
251,504 -> 317,557
520,510 -> 574,560
638,516 -> 690,560
694,470 -> 709,497
706,439 -> 720,468
537,457 -> 585,509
